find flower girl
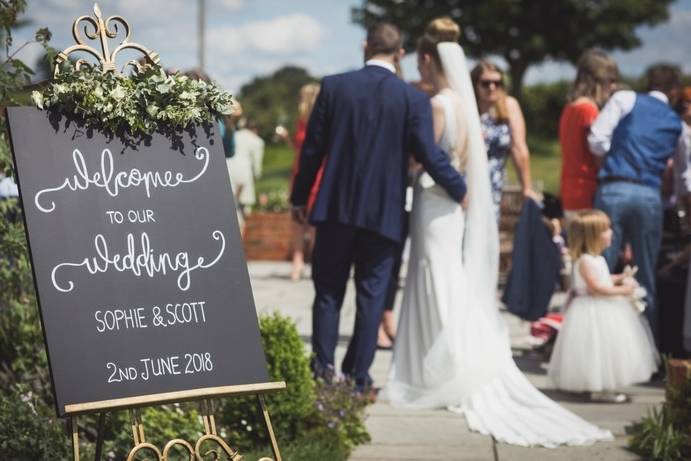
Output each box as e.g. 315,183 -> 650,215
548,209 -> 659,402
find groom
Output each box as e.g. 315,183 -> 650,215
290,22 -> 466,393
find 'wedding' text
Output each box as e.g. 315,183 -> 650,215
51,230 -> 226,293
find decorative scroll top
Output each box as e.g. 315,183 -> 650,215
53,3 -> 160,77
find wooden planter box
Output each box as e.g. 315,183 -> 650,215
243,211 -> 293,261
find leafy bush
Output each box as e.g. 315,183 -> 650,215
0,296 -> 51,402
219,312 -> 369,460
219,312 -> 316,448
521,80 -> 570,139
0,386 -> 70,460
238,66 -> 318,141
630,378 -> 691,461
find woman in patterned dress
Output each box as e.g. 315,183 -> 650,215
471,61 -> 537,220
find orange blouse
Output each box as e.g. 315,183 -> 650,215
559,100 -> 599,211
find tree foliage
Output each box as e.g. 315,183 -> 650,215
352,0 -> 675,99
239,65 -> 318,141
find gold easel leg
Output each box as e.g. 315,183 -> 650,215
130,409 -> 145,445
257,395 -> 281,461
71,416 -> 80,461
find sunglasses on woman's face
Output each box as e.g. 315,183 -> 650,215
479,79 -> 503,89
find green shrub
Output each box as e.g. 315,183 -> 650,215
0,386 -> 70,460
630,379 -> 691,460
219,312 -> 369,459
0,296 -> 52,402
244,430 -> 349,461
521,80 -> 570,140
630,407 -> 689,461
219,312 -> 316,449
308,379 -> 371,452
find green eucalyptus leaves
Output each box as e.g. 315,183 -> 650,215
32,65 -> 234,137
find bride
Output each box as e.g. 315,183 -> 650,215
386,17 -> 613,447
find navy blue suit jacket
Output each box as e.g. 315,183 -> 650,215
290,65 -> 467,242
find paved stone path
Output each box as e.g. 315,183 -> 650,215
248,261 -> 662,461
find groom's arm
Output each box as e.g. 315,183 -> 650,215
290,77 -> 331,207
409,91 -> 466,202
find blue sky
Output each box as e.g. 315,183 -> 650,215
11,0 -> 691,93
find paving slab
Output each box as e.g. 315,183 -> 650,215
495,437 -> 639,461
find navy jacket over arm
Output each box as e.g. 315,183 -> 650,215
502,199 -> 561,321
290,65 -> 466,242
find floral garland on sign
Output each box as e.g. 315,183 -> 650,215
32,64 -> 234,137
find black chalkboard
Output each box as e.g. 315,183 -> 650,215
6,107 -> 270,416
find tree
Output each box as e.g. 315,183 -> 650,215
352,0 -> 675,100
239,65 -> 318,141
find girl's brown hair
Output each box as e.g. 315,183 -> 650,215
471,60 -> 509,121
567,209 -> 611,260
568,49 -> 619,108
417,17 -> 460,71
298,83 -> 320,121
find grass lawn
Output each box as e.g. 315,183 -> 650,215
507,136 -> 561,195
256,136 -> 562,198
256,144 -> 294,196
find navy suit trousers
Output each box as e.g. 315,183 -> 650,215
311,222 -> 397,387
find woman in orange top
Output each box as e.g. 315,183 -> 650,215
559,50 -> 618,219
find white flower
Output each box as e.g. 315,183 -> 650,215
93,86 -> 104,98
110,85 -> 126,100
53,83 -> 68,94
31,91 -> 44,108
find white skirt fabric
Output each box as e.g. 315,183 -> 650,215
387,186 -> 614,447
548,296 -> 659,392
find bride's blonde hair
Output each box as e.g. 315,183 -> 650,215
417,17 -> 460,71
567,209 -> 611,259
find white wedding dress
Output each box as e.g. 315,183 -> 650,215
386,43 -> 613,447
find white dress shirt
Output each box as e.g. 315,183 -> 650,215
588,90 -> 691,194
365,59 -> 396,74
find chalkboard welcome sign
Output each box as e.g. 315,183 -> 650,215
7,107 -> 274,416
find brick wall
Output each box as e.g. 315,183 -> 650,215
243,211 -> 293,261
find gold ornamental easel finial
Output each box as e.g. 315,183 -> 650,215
53,3 -> 160,77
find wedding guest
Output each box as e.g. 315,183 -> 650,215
589,63 -> 690,339
471,60 -> 537,219
227,118 -> 265,236
278,83 -> 322,281
548,210 -> 658,402
559,50 -> 618,220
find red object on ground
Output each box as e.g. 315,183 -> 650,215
530,313 -> 564,345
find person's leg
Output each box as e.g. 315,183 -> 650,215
341,229 -> 397,388
594,183 -> 625,271
311,223 -> 355,380
377,237 -> 404,348
626,185 -> 663,340
290,221 -> 306,281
